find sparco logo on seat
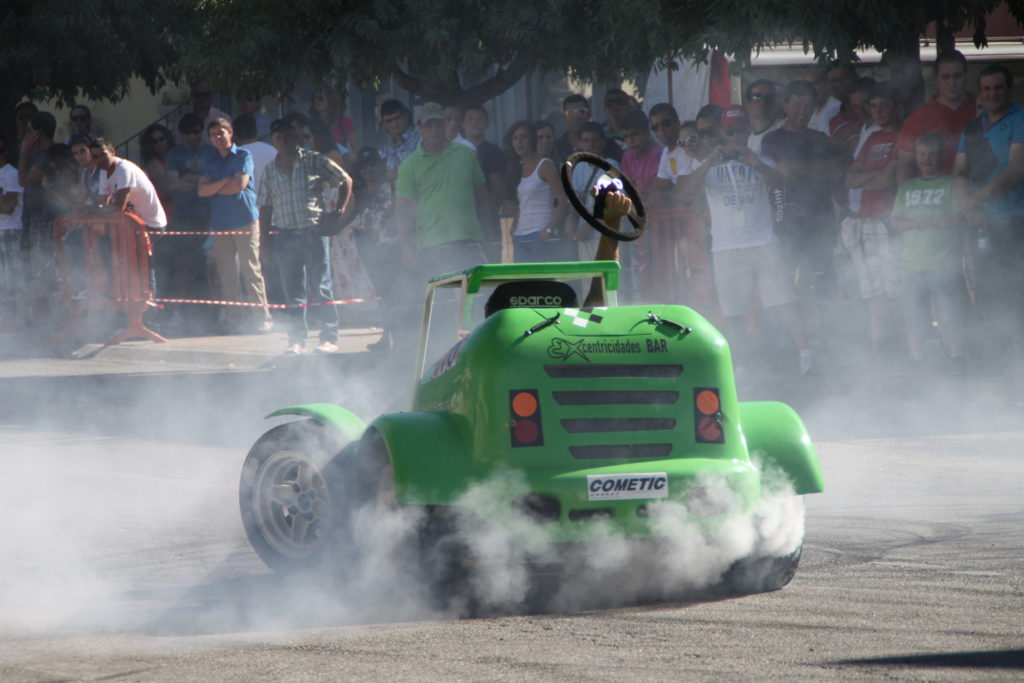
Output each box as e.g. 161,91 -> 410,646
510,295 -> 564,306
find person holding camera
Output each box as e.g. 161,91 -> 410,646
686,105 -> 814,376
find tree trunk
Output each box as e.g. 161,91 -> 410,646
882,28 -> 924,110
0,86 -> 20,161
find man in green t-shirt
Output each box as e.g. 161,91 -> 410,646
395,101 -> 487,276
890,133 -> 970,373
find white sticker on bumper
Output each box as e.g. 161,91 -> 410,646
587,473 -> 669,501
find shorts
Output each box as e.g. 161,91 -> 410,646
840,217 -> 899,299
713,242 -> 795,317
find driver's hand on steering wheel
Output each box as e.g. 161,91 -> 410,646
602,191 -> 633,230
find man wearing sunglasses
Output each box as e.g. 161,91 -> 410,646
176,81 -> 230,146
687,105 -> 815,376
64,105 -> 92,145
555,94 -> 623,164
652,106 -> 701,194
745,79 -> 784,155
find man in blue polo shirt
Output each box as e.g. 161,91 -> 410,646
199,117 -> 273,333
955,63 -> 1024,360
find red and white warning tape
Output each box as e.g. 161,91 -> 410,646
153,297 -> 373,309
151,230 -> 260,236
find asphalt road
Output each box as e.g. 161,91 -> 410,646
0,416 -> 1020,681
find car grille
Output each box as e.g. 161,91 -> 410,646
552,390 -> 679,405
569,444 -> 674,459
544,364 -> 682,460
561,418 -> 676,433
544,364 -> 683,379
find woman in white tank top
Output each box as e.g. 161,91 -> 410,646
506,121 -> 567,263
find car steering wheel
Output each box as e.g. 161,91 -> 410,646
560,152 -> 646,242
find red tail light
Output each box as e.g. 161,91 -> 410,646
694,388 -> 724,444
510,389 -> 544,447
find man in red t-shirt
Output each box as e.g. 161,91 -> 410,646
897,50 -> 976,183
829,77 -> 872,155
844,82 -> 902,352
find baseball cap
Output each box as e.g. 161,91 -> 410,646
721,105 -> 750,131
418,102 -> 444,124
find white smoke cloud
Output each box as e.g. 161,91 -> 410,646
0,411 -> 805,636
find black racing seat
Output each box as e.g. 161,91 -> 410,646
484,281 -> 579,318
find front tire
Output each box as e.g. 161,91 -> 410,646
239,421 -> 359,573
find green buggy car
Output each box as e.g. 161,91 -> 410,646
239,156 -> 824,605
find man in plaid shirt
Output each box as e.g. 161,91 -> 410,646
258,118 -> 352,354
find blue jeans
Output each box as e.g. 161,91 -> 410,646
514,232 -> 561,263
270,230 -> 338,346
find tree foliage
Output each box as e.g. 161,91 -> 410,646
177,0 -> 1024,106
177,0 -> 678,104
0,0 -> 188,143
3,0 -> 1023,136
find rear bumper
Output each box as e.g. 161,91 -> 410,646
470,458 -> 762,542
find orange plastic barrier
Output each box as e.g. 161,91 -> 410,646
53,212 -> 167,345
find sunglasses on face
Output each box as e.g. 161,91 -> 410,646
749,92 -> 774,102
681,133 -> 699,145
650,119 -> 675,132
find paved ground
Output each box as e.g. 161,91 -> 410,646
0,427 -> 1020,681
0,327 -> 385,377
0,313 -> 1022,680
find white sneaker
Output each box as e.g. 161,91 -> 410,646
799,349 -> 815,376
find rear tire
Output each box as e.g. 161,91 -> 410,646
356,430 -> 479,613
239,421 -> 363,573
725,544 -> 802,594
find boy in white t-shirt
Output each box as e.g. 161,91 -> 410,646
90,138 -> 167,228
568,121 -> 621,261
651,109 -> 698,194
0,139 -> 25,323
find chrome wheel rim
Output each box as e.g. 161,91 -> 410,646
252,449 -> 333,560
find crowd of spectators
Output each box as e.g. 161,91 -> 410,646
1,52 -> 1021,371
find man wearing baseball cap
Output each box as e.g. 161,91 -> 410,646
393,101 -> 488,346
686,104 -> 815,376
395,102 -> 487,272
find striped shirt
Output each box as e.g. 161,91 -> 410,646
256,148 -> 349,230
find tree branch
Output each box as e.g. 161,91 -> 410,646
462,52 -> 534,106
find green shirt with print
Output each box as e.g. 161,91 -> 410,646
891,174 -> 960,271
395,141 -> 485,248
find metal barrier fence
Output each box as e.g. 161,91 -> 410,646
52,216 -> 374,346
